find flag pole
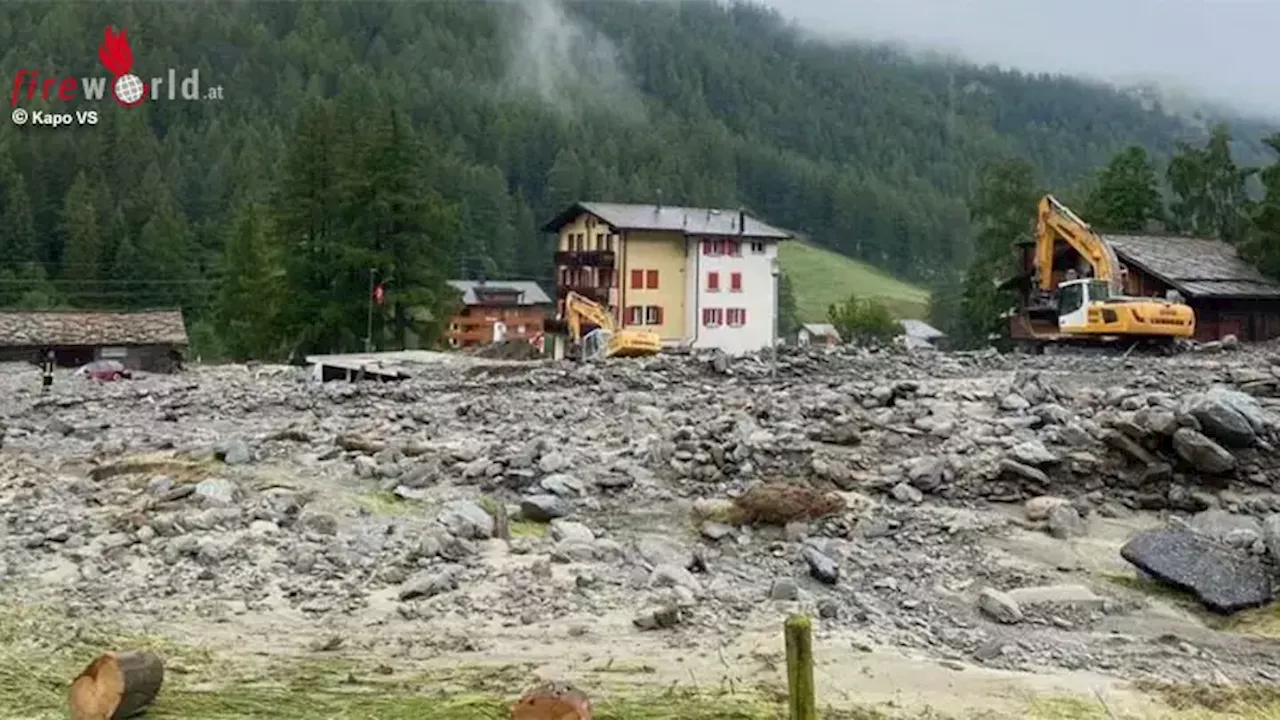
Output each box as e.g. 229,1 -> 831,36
365,268 -> 377,352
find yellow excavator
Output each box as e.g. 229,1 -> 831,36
553,291 -> 662,360
1009,195 -> 1195,352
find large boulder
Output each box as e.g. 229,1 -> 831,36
1120,528 -> 1273,614
1172,427 -> 1236,475
1184,391 -> 1257,449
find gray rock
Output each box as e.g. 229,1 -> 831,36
769,577 -> 800,601
399,570 -> 458,601
193,478 -> 237,506
297,510 -> 338,536
1172,428 -> 1236,475
978,588 -> 1022,624
1046,504 -> 1086,539
802,545 -> 839,584
1186,393 -> 1256,449
891,482 -> 924,504
539,473 -> 585,497
1010,440 -> 1058,466
520,494 -> 572,522
1190,509 -> 1262,543
1264,514 -> 1280,562
632,605 -> 681,630
218,437 -> 252,465
904,456 -> 946,491
437,500 -> 495,539
549,519 -> 594,543
1120,528 -> 1274,614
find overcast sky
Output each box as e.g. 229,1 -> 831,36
763,0 -> 1280,119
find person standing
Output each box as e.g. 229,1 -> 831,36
40,348 -> 54,392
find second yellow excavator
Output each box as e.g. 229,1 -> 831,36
1008,195 -> 1195,352
552,290 -> 661,360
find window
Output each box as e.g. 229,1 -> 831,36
702,308 -> 724,327
751,242 -> 766,254
704,239 -> 726,256
595,233 -> 605,249
625,306 -> 644,325
707,271 -> 720,292
645,306 -> 664,325
725,240 -> 741,257
730,272 -> 742,292
630,269 -> 644,289
727,308 -> 747,327
646,270 -> 659,289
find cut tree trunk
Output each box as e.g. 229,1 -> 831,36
510,681 -> 593,720
68,651 -> 165,720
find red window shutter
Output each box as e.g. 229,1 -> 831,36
730,272 -> 741,291
631,269 -> 643,289
703,241 -> 711,255
654,306 -> 664,324
741,309 -> 747,324
647,270 -> 659,289
707,272 -> 719,291
727,240 -> 739,256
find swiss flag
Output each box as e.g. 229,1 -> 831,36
372,283 -> 385,305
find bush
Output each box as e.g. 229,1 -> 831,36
827,292 -> 899,345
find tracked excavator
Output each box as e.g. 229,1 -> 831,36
547,291 -> 661,360
1008,195 -> 1195,353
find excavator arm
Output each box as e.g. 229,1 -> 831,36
562,291 -> 616,340
1035,195 -> 1124,294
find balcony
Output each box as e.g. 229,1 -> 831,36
555,250 -> 616,268
557,284 -> 611,304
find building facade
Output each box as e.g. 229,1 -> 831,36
0,309 -> 188,371
543,202 -> 791,355
445,280 -> 551,348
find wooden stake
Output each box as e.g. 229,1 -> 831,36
511,681 -> 593,720
784,614 -> 817,720
68,651 -> 165,720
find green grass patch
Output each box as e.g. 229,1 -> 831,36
509,519 -> 547,538
354,490 -> 422,516
777,240 -> 930,322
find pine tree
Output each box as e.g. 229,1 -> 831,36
1083,146 -> 1164,232
60,172 -> 103,306
216,199 -> 281,360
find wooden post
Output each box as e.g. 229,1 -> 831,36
784,614 -> 816,720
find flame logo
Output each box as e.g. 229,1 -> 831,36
98,26 -> 148,108
98,27 -> 134,76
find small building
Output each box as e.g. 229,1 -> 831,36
445,280 -> 552,349
542,201 -> 792,355
1106,235 -> 1280,342
797,323 -> 841,347
0,309 -> 188,372
899,319 -> 945,350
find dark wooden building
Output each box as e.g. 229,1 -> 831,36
0,309 -> 189,371
1010,234 -> 1280,343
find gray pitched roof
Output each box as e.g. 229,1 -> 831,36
0,309 -> 188,347
447,280 -> 551,306
800,323 -> 840,339
899,319 -> 944,339
1105,234 -> 1280,299
542,202 -> 792,240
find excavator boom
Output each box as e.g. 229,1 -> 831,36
1035,195 -> 1124,293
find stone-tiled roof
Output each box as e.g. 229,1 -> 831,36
0,310 -> 189,347
542,202 -> 792,240
447,280 -> 552,306
1106,234 -> 1280,299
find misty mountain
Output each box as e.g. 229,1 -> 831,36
0,0 -> 1275,350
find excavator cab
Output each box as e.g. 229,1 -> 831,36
1056,279 -> 1110,332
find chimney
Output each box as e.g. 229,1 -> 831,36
655,190 -> 662,212
738,209 -> 745,234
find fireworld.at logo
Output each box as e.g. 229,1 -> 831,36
9,26 -> 225,108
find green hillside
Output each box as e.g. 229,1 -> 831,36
778,242 -> 929,322
0,0 -> 1273,356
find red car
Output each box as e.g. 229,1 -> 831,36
75,360 -> 133,381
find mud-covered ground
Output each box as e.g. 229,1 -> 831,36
4,345 -> 1280,718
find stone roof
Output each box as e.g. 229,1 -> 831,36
542,202 -> 792,240
0,310 -> 189,348
1106,234 -> 1280,299
447,280 -> 551,306
899,319 -> 944,339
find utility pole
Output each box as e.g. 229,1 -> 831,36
365,268 -> 377,353
771,257 -> 780,378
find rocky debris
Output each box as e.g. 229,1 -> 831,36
8,346 -> 1280,687
1120,527 -> 1274,613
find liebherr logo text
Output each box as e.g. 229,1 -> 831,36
9,26 -> 224,109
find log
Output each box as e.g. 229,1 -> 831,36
511,681 -> 593,720
68,651 -> 165,720
784,614 -> 816,720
